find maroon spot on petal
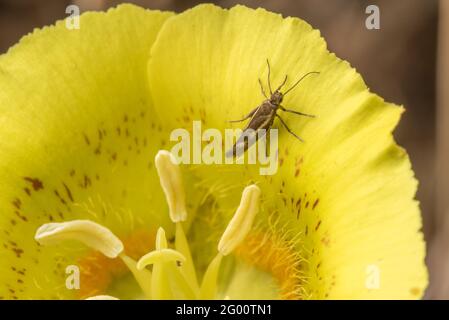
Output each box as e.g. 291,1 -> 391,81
12,248 -> 24,258
321,235 -> 330,247
54,190 -> 67,205
24,188 -> 31,196
14,211 -> 27,222
305,201 -> 309,208
12,198 -> 21,210
24,177 -> 43,191
294,168 -> 300,177
69,169 -> 76,177
63,183 -> 74,203
83,175 -> 92,188
83,133 -> 90,146
315,220 -> 322,231
94,144 -> 101,155
312,199 -> 320,210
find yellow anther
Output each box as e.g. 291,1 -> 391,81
155,150 -> 187,222
218,185 -> 261,256
35,220 -> 123,258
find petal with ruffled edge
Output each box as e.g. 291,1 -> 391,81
148,4 -> 427,299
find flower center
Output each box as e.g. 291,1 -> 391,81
34,150 -> 260,300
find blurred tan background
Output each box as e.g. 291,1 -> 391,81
0,0 -> 446,299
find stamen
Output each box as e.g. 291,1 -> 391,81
199,253 -> 223,299
155,150 -> 187,222
35,220 -> 155,299
175,222 -> 200,293
199,185 -> 261,299
218,185 -> 261,256
155,227 -> 168,250
137,227 -> 198,299
120,255 -> 152,299
35,220 -> 124,258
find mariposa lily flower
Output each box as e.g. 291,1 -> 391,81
0,4 -> 427,300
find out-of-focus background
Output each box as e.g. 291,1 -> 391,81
0,0 -> 447,299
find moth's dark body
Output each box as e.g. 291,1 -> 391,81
245,101 -> 277,132
227,60 -> 318,157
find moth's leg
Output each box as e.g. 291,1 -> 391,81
228,107 -> 258,123
276,114 -> 304,142
258,78 -> 268,98
279,105 -> 315,118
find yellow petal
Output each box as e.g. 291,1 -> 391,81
0,4 -> 173,299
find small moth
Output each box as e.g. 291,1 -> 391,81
226,59 -> 319,157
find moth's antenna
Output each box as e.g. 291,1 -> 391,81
283,71 -> 320,96
275,75 -> 288,92
266,59 -> 273,94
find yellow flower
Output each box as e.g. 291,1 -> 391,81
0,3 -> 427,300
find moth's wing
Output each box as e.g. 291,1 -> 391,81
225,127 -> 269,158
244,104 -> 269,129
225,102 -> 274,158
